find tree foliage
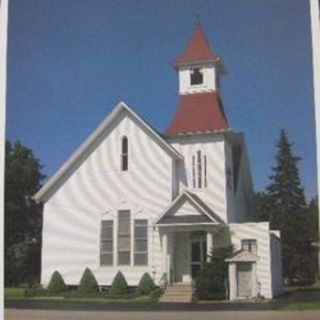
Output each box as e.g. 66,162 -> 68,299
5,140 -> 45,286
109,271 -> 129,294
257,130 -> 316,284
137,273 -> 156,295
77,268 -> 99,294
47,271 -> 67,294
195,246 -> 233,300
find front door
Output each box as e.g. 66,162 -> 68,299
236,263 -> 252,298
191,239 -> 207,280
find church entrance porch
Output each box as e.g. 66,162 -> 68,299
160,228 -> 217,285
172,231 -> 207,283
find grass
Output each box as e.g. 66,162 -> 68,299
284,279 -> 320,294
4,287 -> 157,303
5,288 -> 26,299
282,301 -> 320,310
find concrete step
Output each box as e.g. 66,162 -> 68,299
165,288 -> 193,293
159,283 -> 193,303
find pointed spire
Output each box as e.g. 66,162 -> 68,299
172,22 -> 217,67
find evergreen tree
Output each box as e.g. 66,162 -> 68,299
265,130 -> 315,284
5,140 -> 45,286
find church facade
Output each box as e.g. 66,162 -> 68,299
34,23 -> 282,300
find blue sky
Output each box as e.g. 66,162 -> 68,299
6,0 -> 317,199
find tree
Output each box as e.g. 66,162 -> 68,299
5,140 -> 45,286
109,271 -> 129,294
195,246 -> 233,300
263,130 -> 315,284
307,198 -> 319,278
77,268 -> 99,294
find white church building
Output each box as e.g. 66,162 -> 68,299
34,23 -> 283,300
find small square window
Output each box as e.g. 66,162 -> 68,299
242,239 -> 257,255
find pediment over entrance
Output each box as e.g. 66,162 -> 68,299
155,190 -> 224,225
225,249 -> 258,262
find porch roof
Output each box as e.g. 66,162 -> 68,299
225,249 -> 258,262
155,190 -> 225,226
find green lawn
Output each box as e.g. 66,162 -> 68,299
4,287 -> 157,303
5,288 -> 26,299
282,301 -> 320,310
284,279 -> 320,294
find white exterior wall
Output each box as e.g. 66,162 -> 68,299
178,64 -> 216,95
41,111 -> 174,286
213,222 -> 273,299
170,134 -> 229,222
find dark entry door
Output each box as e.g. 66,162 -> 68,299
191,240 -> 207,279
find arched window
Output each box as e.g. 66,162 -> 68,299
190,68 -> 203,85
100,220 -> 113,266
121,136 -> 128,171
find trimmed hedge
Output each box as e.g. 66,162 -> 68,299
77,268 -> 99,294
109,271 -> 128,294
137,273 -> 156,295
149,288 -> 162,299
47,271 -> 67,294
24,287 -> 48,297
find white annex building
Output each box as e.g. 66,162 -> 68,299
34,23 -> 283,301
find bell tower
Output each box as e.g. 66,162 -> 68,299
165,23 -> 229,136
173,23 -> 218,95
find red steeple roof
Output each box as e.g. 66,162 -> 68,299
165,92 -> 229,136
173,23 -> 217,66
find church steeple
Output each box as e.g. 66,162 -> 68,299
172,22 -> 217,67
165,23 -> 229,137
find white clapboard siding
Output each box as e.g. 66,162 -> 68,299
213,222 -> 274,299
170,133 -> 229,222
41,111 -> 174,286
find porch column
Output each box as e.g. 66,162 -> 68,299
251,262 -> 257,298
167,232 -> 174,283
206,232 -> 213,261
162,233 -> 168,275
228,262 -> 237,300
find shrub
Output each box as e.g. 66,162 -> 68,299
109,271 -> 128,294
24,286 -> 48,297
77,268 -> 99,294
149,288 -> 162,300
137,273 -> 156,295
47,271 -> 67,294
195,246 -> 233,300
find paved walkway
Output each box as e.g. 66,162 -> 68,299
5,309 -> 320,320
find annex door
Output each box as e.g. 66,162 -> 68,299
236,263 -> 252,298
191,238 -> 207,280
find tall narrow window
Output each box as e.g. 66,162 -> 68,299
204,155 -> 207,187
134,219 -> 148,266
192,156 -> 196,188
190,68 -> 203,85
197,150 -> 202,188
118,210 -> 131,265
121,136 -> 128,171
100,220 -> 113,266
